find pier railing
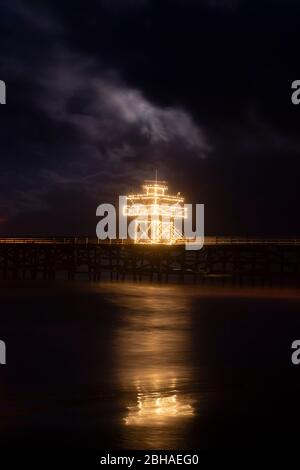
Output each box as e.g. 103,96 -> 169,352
0,237 -> 300,246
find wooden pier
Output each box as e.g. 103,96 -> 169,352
0,237 -> 299,286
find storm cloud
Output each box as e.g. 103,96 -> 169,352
0,0 -> 300,235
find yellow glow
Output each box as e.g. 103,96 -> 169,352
125,180 -> 186,244
124,386 -> 194,426
112,285 -> 197,447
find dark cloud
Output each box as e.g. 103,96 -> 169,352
0,1 -> 209,233
0,0 -> 300,235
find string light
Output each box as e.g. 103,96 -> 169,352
124,180 -> 187,244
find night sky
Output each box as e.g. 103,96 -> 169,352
0,0 -> 300,236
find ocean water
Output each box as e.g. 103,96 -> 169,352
0,282 -> 300,449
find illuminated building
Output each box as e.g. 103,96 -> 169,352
124,179 -> 187,244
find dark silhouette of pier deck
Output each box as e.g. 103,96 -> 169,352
0,237 -> 299,286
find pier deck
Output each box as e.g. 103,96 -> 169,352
0,238 -> 299,285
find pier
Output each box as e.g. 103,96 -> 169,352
0,237 -> 299,286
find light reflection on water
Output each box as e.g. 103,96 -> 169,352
3,282 -> 300,449
124,377 -> 194,426
110,285 -> 197,448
